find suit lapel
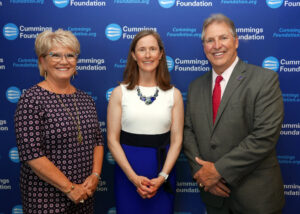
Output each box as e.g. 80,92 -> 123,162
212,60 -> 247,131
202,72 -> 214,130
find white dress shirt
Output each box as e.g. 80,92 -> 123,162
212,56 -> 239,98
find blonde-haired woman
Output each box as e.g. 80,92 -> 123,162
14,29 -> 104,214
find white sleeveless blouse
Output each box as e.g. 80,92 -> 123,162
121,84 -> 174,135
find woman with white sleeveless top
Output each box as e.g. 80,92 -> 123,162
107,30 -> 184,214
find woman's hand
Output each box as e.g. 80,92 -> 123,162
66,183 -> 88,204
133,175 -> 155,199
83,174 -> 100,197
146,176 -> 165,198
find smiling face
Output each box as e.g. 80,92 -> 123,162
131,34 -> 163,74
40,46 -> 77,82
203,21 -> 239,75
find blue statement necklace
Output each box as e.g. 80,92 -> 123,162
137,86 -> 159,105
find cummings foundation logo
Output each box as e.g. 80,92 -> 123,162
3,23 -> 19,40
273,28 -> 300,38
99,121 -> 106,133
10,0 -> 44,4
177,153 -> 188,162
9,147 -> 20,163
166,27 -> 201,38
96,179 -> 108,192
53,0 -> 106,7
106,88 -> 115,101
159,0 -> 212,8
53,0 -> 69,8
0,178 -> 12,190
236,27 -> 264,41
158,0 -> 176,8
263,57 -> 300,73
169,56 -> 210,72
262,56 -> 279,72
282,94 -> 300,103
106,152 -> 115,164
107,207 -> 116,214
278,156 -> 300,165
77,58 -> 106,72
68,27 -> 97,37
114,58 -> 127,69
221,0 -> 257,5
114,0 -> 150,4
266,0 -> 284,8
0,58 -> 5,70
13,58 -> 37,69
284,184 -> 300,197
106,24 -> 157,40
6,86 -> 21,103
176,181 -> 201,194
0,120 -> 9,132
181,92 -> 187,101
12,205 -> 23,214
3,24 -> 52,40
85,91 -> 98,101
277,58 -> 300,73
267,0 -> 300,8
105,24 -> 122,41
281,123 -> 300,135
166,56 -> 174,71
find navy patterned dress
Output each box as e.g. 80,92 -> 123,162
14,85 -> 104,214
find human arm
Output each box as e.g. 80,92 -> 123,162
83,145 -> 104,196
182,83 -> 204,176
27,157 -> 88,203
107,86 -> 153,197
149,88 -> 184,195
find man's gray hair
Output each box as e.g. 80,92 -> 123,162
201,13 -> 237,42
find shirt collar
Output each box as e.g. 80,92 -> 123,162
212,56 -> 239,83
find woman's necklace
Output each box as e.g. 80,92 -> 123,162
47,83 -> 83,144
137,86 -> 159,105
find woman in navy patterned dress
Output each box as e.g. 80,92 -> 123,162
14,29 -> 104,214
107,30 -> 184,213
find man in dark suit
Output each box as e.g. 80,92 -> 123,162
183,14 -> 285,214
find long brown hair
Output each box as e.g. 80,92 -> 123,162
122,30 -> 172,91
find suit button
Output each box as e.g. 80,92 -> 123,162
211,145 -> 217,150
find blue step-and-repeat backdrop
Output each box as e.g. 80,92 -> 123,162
1,0 -> 300,213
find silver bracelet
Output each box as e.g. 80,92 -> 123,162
92,172 -> 101,180
158,172 -> 169,182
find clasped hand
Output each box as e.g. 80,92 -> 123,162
135,175 -> 165,199
67,174 -> 99,204
193,157 -> 230,198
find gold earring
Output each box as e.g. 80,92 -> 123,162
44,71 -> 47,80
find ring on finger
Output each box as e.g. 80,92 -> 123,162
80,199 -> 84,203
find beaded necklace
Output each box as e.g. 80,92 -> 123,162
137,86 -> 159,105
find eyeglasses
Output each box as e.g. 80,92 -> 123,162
47,52 -> 78,62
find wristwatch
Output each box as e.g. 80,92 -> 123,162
158,172 -> 169,182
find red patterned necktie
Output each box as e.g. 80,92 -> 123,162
212,75 -> 223,124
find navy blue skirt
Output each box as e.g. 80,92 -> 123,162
114,131 -> 176,214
